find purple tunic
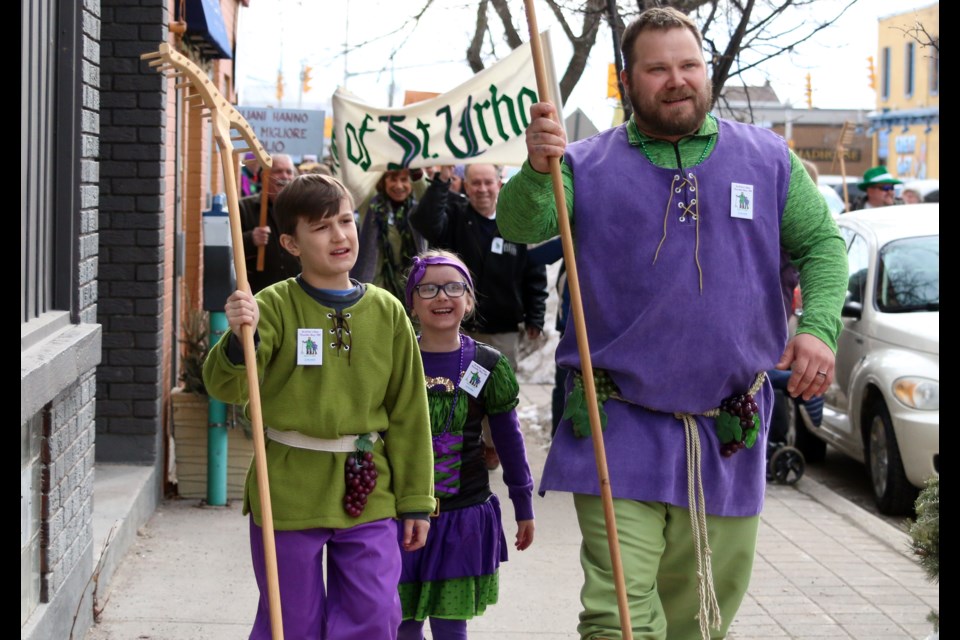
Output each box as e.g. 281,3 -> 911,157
543,119 -> 791,516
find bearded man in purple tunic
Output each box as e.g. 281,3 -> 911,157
497,7 -> 848,640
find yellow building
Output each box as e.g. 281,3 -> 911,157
870,3 -> 939,179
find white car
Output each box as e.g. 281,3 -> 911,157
796,204 -> 939,515
818,184 -> 847,216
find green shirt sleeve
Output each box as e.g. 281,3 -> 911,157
483,355 -> 521,415
497,160 -> 573,243
781,152 -> 849,352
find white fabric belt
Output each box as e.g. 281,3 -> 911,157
265,428 -> 380,452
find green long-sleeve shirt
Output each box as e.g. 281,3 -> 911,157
497,116 -> 847,350
203,281 -> 436,529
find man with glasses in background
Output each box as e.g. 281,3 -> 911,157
853,165 -> 903,210
239,153 -> 300,293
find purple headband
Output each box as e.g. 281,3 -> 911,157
405,255 -> 474,309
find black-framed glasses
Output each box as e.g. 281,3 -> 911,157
415,282 -> 468,299
877,184 -> 896,192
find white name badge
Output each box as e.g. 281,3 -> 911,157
297,328 -> 324,366
730,183 -> 755,220
490,237 -> 504,254
459,360 -> 491,398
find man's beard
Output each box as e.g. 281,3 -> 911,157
629,82 -> 712,138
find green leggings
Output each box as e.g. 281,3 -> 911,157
574,494 -> 759,640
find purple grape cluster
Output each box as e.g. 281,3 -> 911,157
718,392 -> 759,458
343,451 -> 378,518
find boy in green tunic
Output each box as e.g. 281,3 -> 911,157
203,174 -> 436,639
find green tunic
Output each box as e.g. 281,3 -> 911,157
203,281 -> 436,530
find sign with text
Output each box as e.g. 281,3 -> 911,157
796,147 -> 862,162
332,31 -> 561,204
236,107 -> 325,159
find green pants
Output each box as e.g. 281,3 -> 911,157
573,494 -> 759,640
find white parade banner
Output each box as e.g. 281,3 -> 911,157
332,30 -> 562,206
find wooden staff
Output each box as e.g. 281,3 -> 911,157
141,44 -> 284,639
256,167 -> 271,271
521,3 -> 633,638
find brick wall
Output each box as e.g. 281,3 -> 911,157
96,0 -> 169,463
21,0 -> 103,635
41,373 -> 97,599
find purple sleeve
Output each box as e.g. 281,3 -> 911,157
489,410 -> 534,521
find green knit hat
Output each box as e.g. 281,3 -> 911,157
858,166 -> 903,191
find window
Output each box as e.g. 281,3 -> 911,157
846,233 -> 870,305
876,235 -> 939,312
905,41 -> 915,98
930,37 -> 939,95
881,47 -> 891,101
21,0 -> 78,328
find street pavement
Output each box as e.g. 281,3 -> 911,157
85,383 -> 937,640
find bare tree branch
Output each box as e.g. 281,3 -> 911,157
349,0 -> 868,122
491,0 -> 524,48
547,0 -> 608,102
467,0 -> 490,73
895,21 -> 939,54
709,0 -> 754,104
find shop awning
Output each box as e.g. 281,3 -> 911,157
178,0 -> 233,60
867,106 -> 939,133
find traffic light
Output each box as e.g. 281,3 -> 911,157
276,70 -> 284,102
867,56 -> 877,90
301,65 -> 313,94
606,63 -> 619,99
804,73 -> 813,109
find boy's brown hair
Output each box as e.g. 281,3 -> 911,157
273,174 -> 355,236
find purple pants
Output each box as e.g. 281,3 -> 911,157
249,517 -> 402,639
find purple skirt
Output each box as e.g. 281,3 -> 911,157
400,494 -> 508,583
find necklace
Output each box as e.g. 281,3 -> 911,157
419,334 -> 465,434
438,335 -> 465,434
636,132 -> 712,169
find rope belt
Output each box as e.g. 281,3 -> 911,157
669,371 -> 767,639
265,428 -> 380,452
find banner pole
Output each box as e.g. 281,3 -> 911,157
521,3 -> 634,639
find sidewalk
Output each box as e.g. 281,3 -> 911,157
85,384 -> 937,640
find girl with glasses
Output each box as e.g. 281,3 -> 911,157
398,250 -> 536,640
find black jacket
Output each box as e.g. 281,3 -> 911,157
238,194 -> 301,294
410,179 -> 547,334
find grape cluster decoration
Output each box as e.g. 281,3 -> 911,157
563,370 -> 617,437
343,436 -> 378,518
716,392 -> 761,457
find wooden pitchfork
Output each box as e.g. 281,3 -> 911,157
521,2 -> 633,638
141,43 -> 284,639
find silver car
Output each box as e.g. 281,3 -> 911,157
796,204 -> 939,515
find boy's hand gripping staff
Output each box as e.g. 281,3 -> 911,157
520,5 -> 634,639
141,44 -> 285,640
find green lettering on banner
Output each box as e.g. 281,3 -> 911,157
330,133 -> 341,170
378,115 -> 421,170
489,84 -> 521,141
416,119 -> 433,159
517,87 -> 538,128
436,96 -> 483,160
345,114 -> 374,171
472,100 -> 494,146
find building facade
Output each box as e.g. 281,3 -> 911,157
21,1 -> 241,638
871,3 -> 939,179
716,84 -> 872,181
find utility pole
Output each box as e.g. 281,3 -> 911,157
343,1 -> 350,88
